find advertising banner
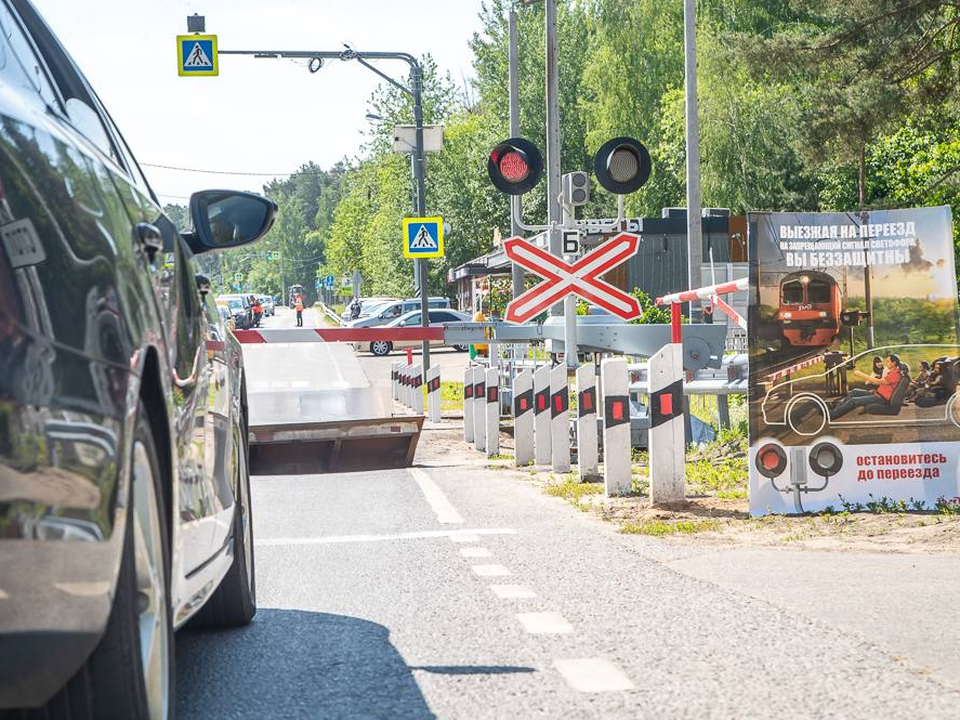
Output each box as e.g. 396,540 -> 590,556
747,207 -> 960,515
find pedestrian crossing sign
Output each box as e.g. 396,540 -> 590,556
403,216 -> 444,259
177,35 -> 218,77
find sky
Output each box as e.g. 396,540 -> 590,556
32,0 -> 483,204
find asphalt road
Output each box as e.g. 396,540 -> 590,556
181,307 -> 960,717
176,449 -> 960,716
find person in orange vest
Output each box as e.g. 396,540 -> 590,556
294,294 -> 304,327
250,295 -> 263,327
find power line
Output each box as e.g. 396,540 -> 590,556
144,162 -> 330,177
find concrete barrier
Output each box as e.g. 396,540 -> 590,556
391,361 -> 400,402
426,364 -> 441,422
485,366 -> 499,457
649,343 -> 685,504
473,366 -> 487,453
602,357 -> 631,496
463,366 -> 475,443
550,364 -> 571,473
534,365 -> 551,465
576,364 -> 599,481
411,363 -> 423,415
513,369 -> 534,467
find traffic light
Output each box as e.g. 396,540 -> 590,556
593,136 -> 651,195
487,138 -> 544,195
561,171 -> 590,207
840,310 -> 868,326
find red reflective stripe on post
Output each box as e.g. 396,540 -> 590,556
406,348 -> 413,364
659,393 -> 673,417
582,392 -> 593,411
612,400 -> 624,421
553,395 -> 562,412
537,395 -> 546,411
671,303 -> 682,344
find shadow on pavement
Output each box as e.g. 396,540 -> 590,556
176,608 -> 435,719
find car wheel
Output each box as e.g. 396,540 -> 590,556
189,425 -> 256,628
454,344 -> 468,352
50,403 -> 174,718
370,340 -> 392,356
786,394 -> 828,437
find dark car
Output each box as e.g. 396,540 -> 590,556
0,0 -> 276,715
218,294 -> 254,329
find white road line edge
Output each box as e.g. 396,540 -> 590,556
459,547 -> 492,558
553,658 -> 635,693
257,528 -> 516,546
489,585 -> 537,599
472,564 -> 511,577
515,611 -> 574,635
408,467 -> 464,524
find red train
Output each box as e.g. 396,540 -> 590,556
778,271 -> 842,346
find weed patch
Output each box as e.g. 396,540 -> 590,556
619,519 -> 721,537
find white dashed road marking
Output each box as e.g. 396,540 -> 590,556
472,564 -> 511,577
553,658 -> 635,693
489,584 -> 537,599
409,467 -> 464,524
516,611 -> 574,635
257,528 -> 515,546
459,547 -> 492,558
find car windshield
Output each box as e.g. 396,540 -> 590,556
227,299 -> 243,311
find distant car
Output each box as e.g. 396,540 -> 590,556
258,293 -> 275,317
217,303 -> 236,331
347,297 -> 452,329
218,294 -> 253,329
0,0 -> 275,713
340,296 -> 398,323
360,309 -> 470,356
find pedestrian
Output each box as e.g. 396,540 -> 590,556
295,294 -> 304,327
350,296 -> 362,320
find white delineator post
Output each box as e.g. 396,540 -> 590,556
601,357 -> 631,496
513,369 -> 534,467
463,366 -> 475,443
485,366 -> 500,457
550,364 -> 570,473
426,364 -> 441,423
473,366 -> 487,453
533,365 -> 552,465
391,361 -> 400,402
649,330 -> 685,504
411,363 -> 424,415
576,364 -> 599,481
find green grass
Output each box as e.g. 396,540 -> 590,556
439,381 -> 463,412
619,519 -> 721,536
545,476 -> 605,510
686,458 -> 748,499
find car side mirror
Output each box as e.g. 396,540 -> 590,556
188,190 -> 277,253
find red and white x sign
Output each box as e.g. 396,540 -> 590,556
503,232 -> 642,323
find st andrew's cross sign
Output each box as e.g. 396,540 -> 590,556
503,233 -> 643,324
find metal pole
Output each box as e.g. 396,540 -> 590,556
683,0 -> 702,320
412,64 -> 431,370
562,204 -> 578,368
545,0 -> 562,313
509,4 -> 524,300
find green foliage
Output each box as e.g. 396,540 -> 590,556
627,288 -> 671,325
619,519 -> 721,536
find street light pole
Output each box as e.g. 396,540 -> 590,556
683,0 -> 703,320
218,45 -> 432,368
508,4 -> 523,300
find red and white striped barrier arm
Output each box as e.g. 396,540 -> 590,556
765,354 -> 825,383
233,327 -> 445,344
655,277 -> 748,306
711,294 -> 747,331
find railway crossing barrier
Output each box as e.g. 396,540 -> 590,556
533,365 -> 552,465
485,367 -> 500,457
513,369 -> 534,466
473,366 -> 487,453
550,364 -> 571,472
601,357 -> 632,495
576,364 -> 599,480
426,365 -> 441,422
463,366 -> 475,443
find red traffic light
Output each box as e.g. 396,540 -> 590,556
593,136 -> 651,195
755,443 -> 787,479
488,138 -> 543,195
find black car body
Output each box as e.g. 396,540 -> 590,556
0,1 -> 275,714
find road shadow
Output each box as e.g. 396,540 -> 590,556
176,608 -> 435,719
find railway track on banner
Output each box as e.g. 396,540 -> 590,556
759,347 -> 828,385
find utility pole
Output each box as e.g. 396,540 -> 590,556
509,4 -> 523,300
411,63 -> 431,370
683,0 -> 702,319
544,0 -> 562,312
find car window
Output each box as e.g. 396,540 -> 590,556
0,2 -> 58,109
431,311 -> 458,323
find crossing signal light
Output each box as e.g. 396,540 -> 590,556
488,138 -> 544,195
593,137 -> 651,195
808,442 -> 843,478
